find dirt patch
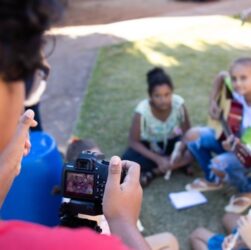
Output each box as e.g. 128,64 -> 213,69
58,0 -> 208,26
57,0 -> 251,26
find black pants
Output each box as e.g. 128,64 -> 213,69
122,137 -> 180,174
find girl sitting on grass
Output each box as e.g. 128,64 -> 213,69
122,67 -> 191,187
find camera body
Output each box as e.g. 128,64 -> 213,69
62,151 -> 109,215
62,151 -> 109,203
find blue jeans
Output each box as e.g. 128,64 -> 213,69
187,127 -> 251,193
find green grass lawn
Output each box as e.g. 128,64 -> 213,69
75,16 -> 251,249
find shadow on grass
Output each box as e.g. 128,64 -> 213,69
75,41 -> 250,249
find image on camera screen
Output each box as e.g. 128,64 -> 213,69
66,172 -> 94,196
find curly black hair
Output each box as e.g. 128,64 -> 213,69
0,0 -> 62,83
146,67 -> 173,95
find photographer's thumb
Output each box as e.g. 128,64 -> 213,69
13,109 -> 36,149
18,109 -> 37,135
107,156 -> 122,188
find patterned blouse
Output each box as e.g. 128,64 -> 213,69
135,94 -> 185,153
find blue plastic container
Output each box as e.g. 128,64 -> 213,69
1,132 -> 62,226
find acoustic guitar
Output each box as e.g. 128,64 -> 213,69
208,83 -> 251,168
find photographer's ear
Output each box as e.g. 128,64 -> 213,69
107,156 -> 122,187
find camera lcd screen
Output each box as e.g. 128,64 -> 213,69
65,172 -> 94,196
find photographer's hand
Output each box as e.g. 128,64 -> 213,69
0,109 -> 37,207
103,156 -> 150,250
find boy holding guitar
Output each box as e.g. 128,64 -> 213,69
185,57 -> 251,213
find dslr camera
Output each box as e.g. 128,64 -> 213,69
61,151 -> 111,217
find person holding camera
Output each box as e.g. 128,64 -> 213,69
64,138 -> 179,250
0,1 -> 154,249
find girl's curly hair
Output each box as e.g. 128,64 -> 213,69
147,67 -> 173,95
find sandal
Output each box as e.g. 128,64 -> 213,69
140,172 -> 155,188
225,195 -> 251,214
185,178 -> 223,192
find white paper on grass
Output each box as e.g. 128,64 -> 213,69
169,190 -> 207,210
